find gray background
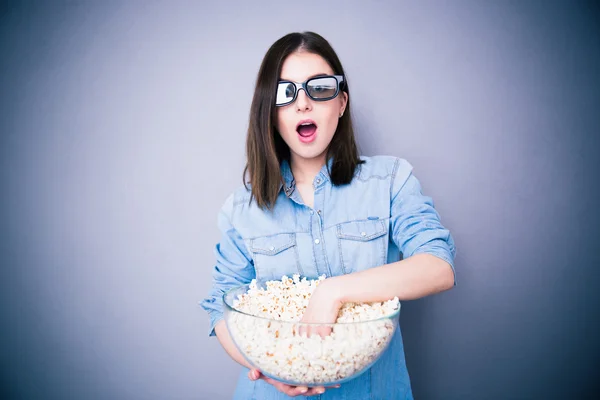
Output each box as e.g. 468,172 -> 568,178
1,1 -> 599,399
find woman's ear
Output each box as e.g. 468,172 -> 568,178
340,91 -> 348,117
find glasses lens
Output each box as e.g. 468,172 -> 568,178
307,77 -> 338,100
276,82 -> 296,105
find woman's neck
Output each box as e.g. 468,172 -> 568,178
290,154 -> 326,185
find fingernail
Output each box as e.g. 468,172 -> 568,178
317,388 -> 325,394
299,387 -> 308,393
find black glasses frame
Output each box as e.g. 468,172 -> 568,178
275,75 -> 345,107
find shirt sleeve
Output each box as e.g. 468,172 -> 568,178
199,195 -> 255,336
389,158 -> 457,284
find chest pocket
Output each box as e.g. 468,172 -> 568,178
249,233 -> 303,281
336,219 -> 389,273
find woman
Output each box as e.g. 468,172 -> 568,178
200,31 -> 456,399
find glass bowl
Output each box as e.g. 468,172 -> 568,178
223,280 -> 400,387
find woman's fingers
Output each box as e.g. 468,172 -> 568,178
307,386 -> 326,395
292,385 -> 309,396
265,376 -> 327,397
248,369 -> 340,397
265,377 -> 307,396
298,324 -> 333,339
316,325 -> 333,338
248,369 -> 261,380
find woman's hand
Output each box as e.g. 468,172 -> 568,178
246,279 -> 345,396
300,277 -> 343,338
248,369 -> 339,396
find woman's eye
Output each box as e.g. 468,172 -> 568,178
285,85 -> 294,97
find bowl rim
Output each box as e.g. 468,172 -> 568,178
222,281 -> 401,325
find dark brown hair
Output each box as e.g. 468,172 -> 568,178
243,31 -> 363,210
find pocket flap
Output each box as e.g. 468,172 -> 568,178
250,233 -> 295,255
337,219 -> 388,241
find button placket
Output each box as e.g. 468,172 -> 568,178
311,185 -> 332,277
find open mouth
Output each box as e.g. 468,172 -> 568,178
296,120 -> 318,142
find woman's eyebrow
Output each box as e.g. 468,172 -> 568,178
279,73 -> 330,82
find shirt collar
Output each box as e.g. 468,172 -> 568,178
279,158 -> 333,197
280,159 -> 295,197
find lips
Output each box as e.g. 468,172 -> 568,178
296,119 -> 318,142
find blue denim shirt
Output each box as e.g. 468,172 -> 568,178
200,155 -> 456,400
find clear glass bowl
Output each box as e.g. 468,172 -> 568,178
223,281 -> 400,387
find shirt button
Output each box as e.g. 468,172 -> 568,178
361,232 -> 366,237
317,210 -> 321,215
269,246 -> 275,251
316,178 -> 321,184
314,239 -> 320,244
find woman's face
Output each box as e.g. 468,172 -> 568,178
275,51 -> 347,164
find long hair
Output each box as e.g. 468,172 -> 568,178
244,31 -> 363,210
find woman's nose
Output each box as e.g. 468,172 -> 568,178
295,89 -> 312,112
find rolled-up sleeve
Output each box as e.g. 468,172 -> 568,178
390,158 -> 457,284
199,195 -> 255,336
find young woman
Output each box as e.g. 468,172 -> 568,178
201,31 -> 456,399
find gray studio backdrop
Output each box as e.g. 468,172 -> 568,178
1,1 -> 599,399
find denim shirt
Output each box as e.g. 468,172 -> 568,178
200,155 -> 456,400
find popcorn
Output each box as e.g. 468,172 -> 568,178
226,274 -> 400,385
